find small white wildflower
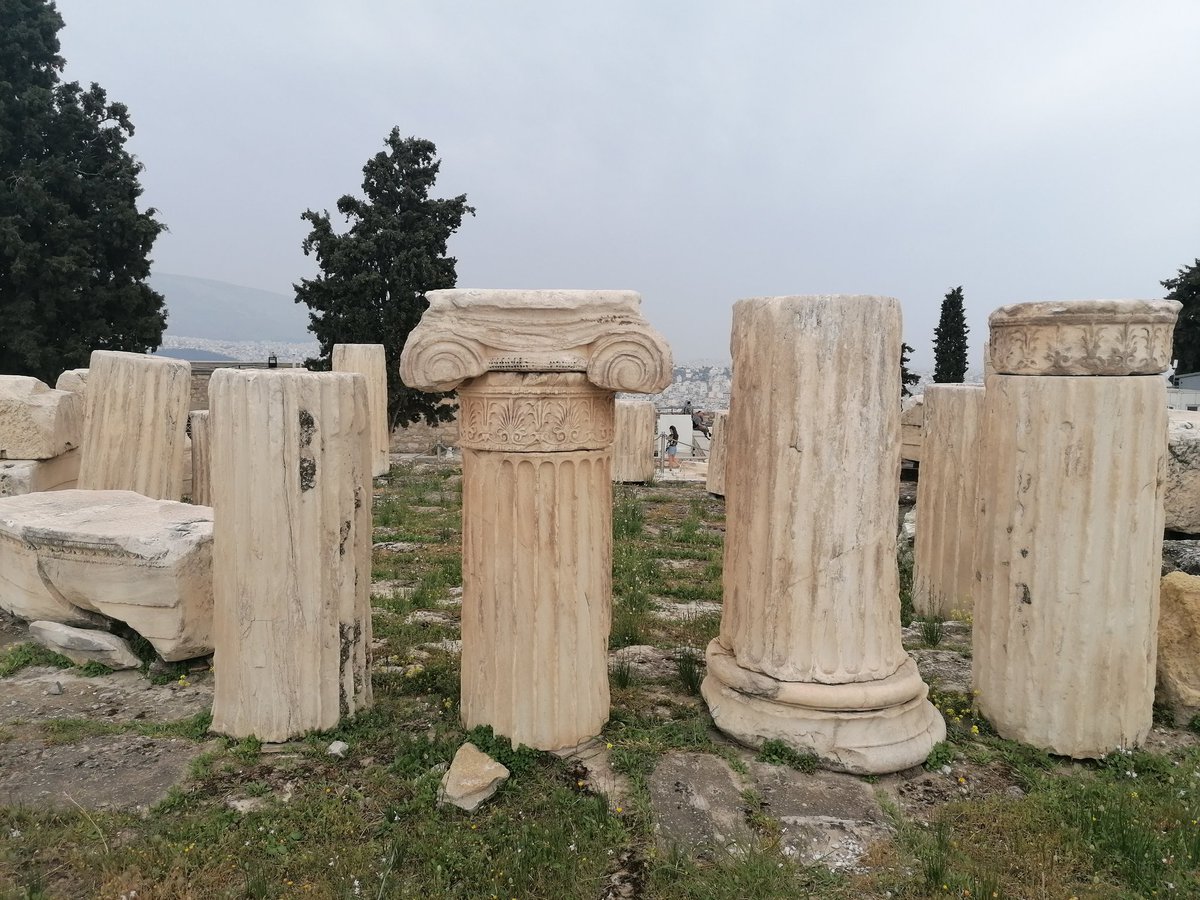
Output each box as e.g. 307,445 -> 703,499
8,829 -> 20,839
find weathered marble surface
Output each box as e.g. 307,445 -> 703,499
189,412 -> 211,507
613,400 -> 656,483
706,410 -> 728,496
400,289 -> 673,394
702,295 -> 943,774
0,490 -> 213,658
332,343 -> 390,477
29,621 -> 141,670
0,376 -> 83,460
900,395 -> 924,463
973,374 -> 1167,757
54,369 -> 89,395
0,449 -> 80,498
913,385 -> 985,618
987,299 -> 1180,376
209,370 -> 372,742
1166,411 -> 1200,535
77,351 -> 190,500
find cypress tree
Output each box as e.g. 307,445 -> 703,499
932,286 -> 969,383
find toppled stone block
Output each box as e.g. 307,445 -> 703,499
54,369 -> 89,395
0,490 -> 213,660
437,743 -> 510,811
0,449 -> 81,498
1158,572 -> 1200,724
648,752 -> 751,853
28,621 -> 141,670
0,376 -> 83,460
1167,411 -> 1200,535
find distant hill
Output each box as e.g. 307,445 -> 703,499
152,273 -> 312,342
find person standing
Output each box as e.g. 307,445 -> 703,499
666,425 -> 680,469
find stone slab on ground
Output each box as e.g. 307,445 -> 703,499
910,648 -> 972,695
437,742 -> 510,811
0,734 -> 209,811
0,666 -> 212,726
749,762 -> 889,871
648,752 -> 751,853
29,621 -> 141,670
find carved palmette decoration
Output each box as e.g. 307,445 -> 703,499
458,373 -> 615,452
987,300 -> 1180,377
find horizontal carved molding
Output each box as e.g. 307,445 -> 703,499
458,373 -> 614,452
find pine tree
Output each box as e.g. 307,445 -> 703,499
932,286 -> 969,383
1164,259 -> 1200,375
900,342 -> 920,397
0,0 -> 167,385
295,130 -> 474,428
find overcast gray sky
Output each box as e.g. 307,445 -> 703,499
54,1 -> 1200,368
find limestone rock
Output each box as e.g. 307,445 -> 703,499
437,742 -> 510,811
974,374 -> 1167,757
0,449 -> 80,498
1166,411 -> 1200,534
332,343 -> 390,477
702,295 -> 943,775
613,400 -> 656,483
209,369 -> 373,743
54,369 -> 89,394
77,351 -> 191,500
988,299 -> 1180,376
0,376 -> 83,460
0,490 -> 214,658
28,621 -> 140,670
706,410 -> 728,496
913,385 -> 985,617
1157,572 -> 1200,724
648,752 -> 751,853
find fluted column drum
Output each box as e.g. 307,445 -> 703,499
189,410 -> 212,507
209,370 -> 373,742
459,373 -> 613,750
612,400 -> 655,483
706,410 -> 728,496
913,385 -> 985,618
332,343 -> 390,477
77,351 -> 190,500
974,374 -> 1167,756
702,295 -> 943,774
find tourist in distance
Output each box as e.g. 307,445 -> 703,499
665,425 -> 681,469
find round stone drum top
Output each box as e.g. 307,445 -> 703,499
987,299 -> 1181,376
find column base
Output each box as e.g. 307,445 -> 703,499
702,640 -> 946,775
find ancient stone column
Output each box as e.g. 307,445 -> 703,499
332,343 -> 390,477
974,300 -> 1178,757
190,411 -> 212,507
401,289 -> 672,751
701,295 -> 944,775
912,385 -> 985,619
77,351 -> 190,500
706,410 -> 728,496
612,400 -> 656,483
209,370 -> 373,742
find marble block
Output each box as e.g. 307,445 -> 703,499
29,621 -> 141,670
973,374 -> 1167,756
1166,411 -> 1200,534
209,369 -> 373,742
987,299 -> 1180,376
0,449 -> 80,497
0,490 -> 213,658
332,343 -> 390,477
900,395 -> 924,463
913,385 -> 985,618
1157,572 -> 1200,725
55,369 -> 89,394
0,376 -> 83,460
613,400 -> 656,483
701,295 -> 943,774
706,410 -> 728,496
77,351 -> 191,500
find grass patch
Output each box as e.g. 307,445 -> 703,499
757,739 -> 820,773
0,642 -> 74,677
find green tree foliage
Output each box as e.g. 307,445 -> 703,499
900,342 -> 920,398
932,286 -> 969,383
0,0 -> 166,384
1164,259 -> 1200,376
295,130 -> 474,429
